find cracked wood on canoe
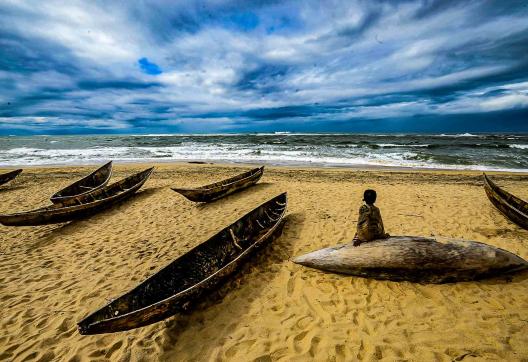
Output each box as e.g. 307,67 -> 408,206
50,161 -> 113,204
0,167 -> 153,226
172,166 -> 264,202
293,236 -> 528,283
483,173 -> 528,230
77,192 -> 287,335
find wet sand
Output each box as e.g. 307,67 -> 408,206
0,163 -> 527,361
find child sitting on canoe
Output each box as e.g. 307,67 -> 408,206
353,189 -> 390,246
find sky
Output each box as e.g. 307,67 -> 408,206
0,0 -> 527,135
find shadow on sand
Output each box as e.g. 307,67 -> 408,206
157,212 -> 305,360
477,269 -> 528,285
0,185 -> 26,193
22,187 -> 162,251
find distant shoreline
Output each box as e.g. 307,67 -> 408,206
2,160 -> 528,175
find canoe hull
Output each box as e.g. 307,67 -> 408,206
293,236 -> 528,283
77,192 -> 287,334
172,166 -> 264,202
483,174 -> 528,230
0,168 -> 153,226
80,221 -> 285,334
0,169 -> 22,186
50,161 -> 113,204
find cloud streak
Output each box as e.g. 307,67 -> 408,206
1,0 -> 527,134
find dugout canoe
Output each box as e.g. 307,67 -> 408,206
77,192 -> 287,335
483,173 -> 528,230
50,161 -> 113,204
172,166 -> 264,202
0,169 -> 22,186
293,236 -> 528,283
0,167 -> 153,226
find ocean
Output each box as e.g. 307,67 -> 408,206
1,133 -> 527,172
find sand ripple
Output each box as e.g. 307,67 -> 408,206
0,165 -> 527,361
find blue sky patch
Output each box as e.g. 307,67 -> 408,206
138,57 -> 162,75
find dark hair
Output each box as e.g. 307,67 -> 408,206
363,189 -> 377,204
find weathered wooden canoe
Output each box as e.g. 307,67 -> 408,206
0,169 -> 22,186
77,192 -> 287,335
483,173 -> 528,230
50,161 -> 113,204
293,236 -> 528,283
0,167 -> 153,226
172,166 -> 264,202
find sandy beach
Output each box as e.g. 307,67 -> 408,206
0,163 -> 527,361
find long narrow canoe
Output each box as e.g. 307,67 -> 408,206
483,173 -> 528,230
0,167 -> 153,226
172,166 -> 264,202
78,192 -> 287,334
0,169 -> 22,186
50,161 -> 113,204
293,236 -> 528,283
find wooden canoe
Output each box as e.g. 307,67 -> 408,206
293,236 -> 528,283
0,169 -> 22,186
77,192 -> 287,335
50,161 -> 113,204
483,173 -> 528,230
172,166 -> 264,202
0,167 -> 153,226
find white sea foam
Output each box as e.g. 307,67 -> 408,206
375,143 -> 430,148
1,136 -> 527,172
439,133 -> 479,137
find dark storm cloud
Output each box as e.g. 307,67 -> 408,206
0,0 -> 527,134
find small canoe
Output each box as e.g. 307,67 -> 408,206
50,161 -> 113,204
77,192 -> 287,334
0,169 -> 22,186
172,166 -> 264,202
483,174 -> 528,230
0,167 -> 153,226
293,236 -> 528,283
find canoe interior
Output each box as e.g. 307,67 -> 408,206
483,174 -> 528,229
0,169 -> 22,186
0,167 -> 153,226
42,167 -> 151,210
78,192 -> 287,334
172,166 -> 264,202
194,166 -> 263,190
50,161 -> 112,203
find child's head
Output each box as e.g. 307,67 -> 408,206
363,189 -> 377,205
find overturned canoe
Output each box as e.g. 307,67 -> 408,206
50,161 -> 113,204
483,173 -> 528,230
0,169 -> 22,186
0,167 -> 153,226
172,166 -> 264,202
293,236 -> 528,283
77,192 -> 287,334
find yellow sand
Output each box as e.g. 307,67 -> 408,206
0,163 -> 527,361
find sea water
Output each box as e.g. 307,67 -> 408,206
0,133 -> 527,172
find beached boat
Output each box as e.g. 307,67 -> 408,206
172,166 -> 264,202
77,192 -> 287,334
293,236 -> 528,283
483,174 -> 528,230
0,167 -> 153,226
0,169 -> 22,186
50,161 -> 113,204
